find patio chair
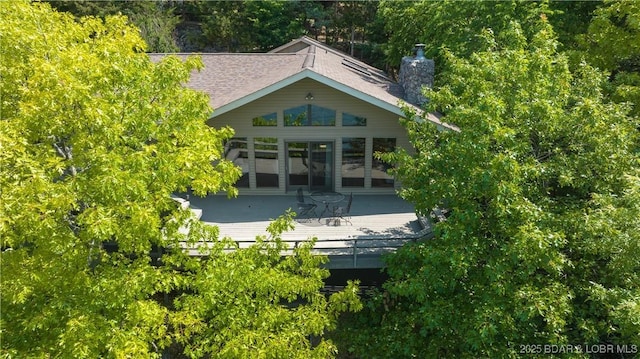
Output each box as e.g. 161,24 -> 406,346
332,192 -> 353,225
296,188 -> 318,218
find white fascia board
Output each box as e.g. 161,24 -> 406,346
304,71 -> 407,117
210,71 -> 310,118
209,69 -> 406,119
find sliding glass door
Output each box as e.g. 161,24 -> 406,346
310,142 -> 333,190
287,141 -> 333,191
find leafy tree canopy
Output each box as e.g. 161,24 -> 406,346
0,2 -> 360,357
46,0 -> 181,52
188,0 -> 314,52
343,20 -> 640,358
378,0 -> 550,74
576,0 -> 640,118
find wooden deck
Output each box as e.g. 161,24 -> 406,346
187,194 -> 433,269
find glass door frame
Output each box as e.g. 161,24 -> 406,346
286,140 -> 335,192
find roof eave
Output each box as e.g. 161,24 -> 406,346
210,69 -> 405,118
209,70 -> 309,118
209,69 -> 456,131
396,101 -> 459,132
305,71 -> 406,117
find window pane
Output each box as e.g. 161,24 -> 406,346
342,138 -> 365,187
255,137 -> 279,187
284,106 -> 307,126
284,105 -> 336,126
224,138 -> 249,188
310,105 -> 335,126
372,138 -> 396,187
287,142 -> 308,188
343,113 -> 366,126
252,112 -> 277,126
310,142 -> 333,190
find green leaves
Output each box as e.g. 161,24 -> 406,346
1,2 -> 359,357
378,0 -> 551,72
364,18 -> 640,358
166,215 -> 360,359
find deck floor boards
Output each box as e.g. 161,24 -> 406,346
187,194 -> 428,268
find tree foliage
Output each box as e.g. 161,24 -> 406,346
577,0 -> 640,118
546,0 -> 600,52
185,0 -> 314,52
341,21 -> 640,358
378,0 -> 550,73
46,0 -> 180,52
0,2 -> 360,357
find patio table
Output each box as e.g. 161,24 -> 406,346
310,191 -> 345,220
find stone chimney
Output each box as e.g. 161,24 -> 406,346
398,44 -> 434,107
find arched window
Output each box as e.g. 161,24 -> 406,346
284,105 -> 335,126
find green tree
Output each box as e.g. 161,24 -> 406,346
546,0 -> 601,52
170,215 -> 362,358
0,2 -> 360,357
128,3 -> 181,53
245,0 -> 308,52
47,0 -> 180,52
338,21 -> 640,358
378,0 -> 550,73
577,0 -> 640,119
193,0 -> 311,52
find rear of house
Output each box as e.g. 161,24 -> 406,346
213,77 -> 410,194
151,37 -> 451,195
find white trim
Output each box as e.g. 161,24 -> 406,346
210,69 -> 457,131
306,71 -> 406,117
211,71 -> 310,118
211,69 -> 407,119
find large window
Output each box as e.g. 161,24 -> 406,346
252,112 -> 277,126
284,105 -> 335,126
372,138 -> 396,187
287,142 -> 308,187
342,112 -> 367,126
342,138 -> 365,187
224,138 -> 249,188
287,141 -> 334,191
255,137 -> 279,187
284,106 -> 306,126
311,105 -> 336,126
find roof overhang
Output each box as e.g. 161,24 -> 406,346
209,69 -> 455,130
210,69 -> 405,118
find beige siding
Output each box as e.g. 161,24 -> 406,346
209,78 -> 413,194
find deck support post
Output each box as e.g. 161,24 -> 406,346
353,239 -> 358,268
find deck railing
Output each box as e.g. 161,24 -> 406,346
207,215 -> 436,269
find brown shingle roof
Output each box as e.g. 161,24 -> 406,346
270,37 -> 405,105
148,52 -> 306,109
149,37 -> 455,130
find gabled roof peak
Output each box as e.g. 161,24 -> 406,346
148,37 -> 455,130
269,36 -> 326,54
270,36 -> 379,73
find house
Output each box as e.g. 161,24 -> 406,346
150,37 -> 458,269
150,36 -> 454,195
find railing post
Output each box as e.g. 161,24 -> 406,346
353,238 -> 357,268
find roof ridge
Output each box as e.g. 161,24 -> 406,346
299,37 -> 388,74
302,44 -> 316,69
269,36 -> 383,72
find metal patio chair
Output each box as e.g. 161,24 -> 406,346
296,188 -> 318,218
332,192 -> 353,225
